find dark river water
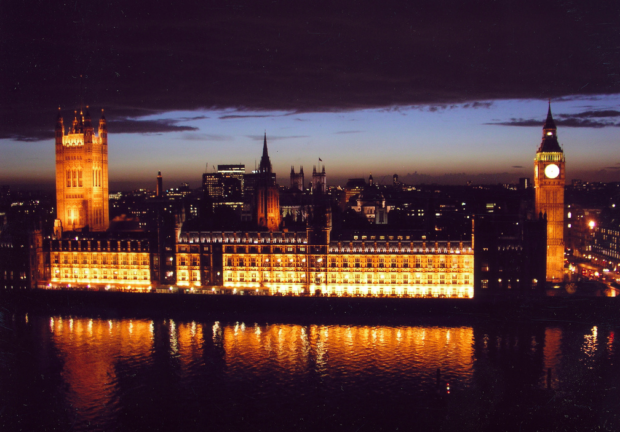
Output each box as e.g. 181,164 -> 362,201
1,310 -> 619,432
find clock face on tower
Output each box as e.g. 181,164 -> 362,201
545,164 -> 560,179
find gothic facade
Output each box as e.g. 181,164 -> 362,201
534,105 -> 566,281
55,108 -> 109,232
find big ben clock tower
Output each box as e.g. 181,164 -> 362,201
534,104 -> 565,282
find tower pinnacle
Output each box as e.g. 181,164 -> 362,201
538,101 -> 561,153
259,132 -> 272,174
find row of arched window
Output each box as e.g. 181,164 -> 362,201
66,169 -> 82,188
65,168 -> 103,188
93,168 -> 103,187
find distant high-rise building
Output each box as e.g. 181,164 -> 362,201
218,164 -> 245,200
54,107 -> 109,232
203,165 -> 245,202
203,172 -> 223,199
156,171 -> 163,198
518,177 -> 530,190
290,166 -> 304,192
254,134 -> 280,231
534,103 -> 565,282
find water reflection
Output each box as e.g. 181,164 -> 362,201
2,313 -> 618,432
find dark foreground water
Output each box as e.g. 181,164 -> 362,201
1,310 -> 619,432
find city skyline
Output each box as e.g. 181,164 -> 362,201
2,1 -> 619,189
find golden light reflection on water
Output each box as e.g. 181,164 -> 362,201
49,318 -> 475,398
221,324 -> 475,380
49,317 -> 154,427
0,308 -> 607,432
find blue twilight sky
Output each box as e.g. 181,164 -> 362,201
2,96 -> 619,190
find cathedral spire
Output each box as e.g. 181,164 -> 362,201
258,132 -> 272,174
262,132 -> 268,158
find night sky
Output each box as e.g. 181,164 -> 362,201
2,0 -> 619,189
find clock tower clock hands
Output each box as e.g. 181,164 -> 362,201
545,164 -> 560,179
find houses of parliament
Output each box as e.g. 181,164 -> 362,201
28,105 -> 563,298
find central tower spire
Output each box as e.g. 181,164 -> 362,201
253,131 -> 280,231
258,132 -> 272,174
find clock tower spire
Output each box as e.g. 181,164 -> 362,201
534,102 -> 565,282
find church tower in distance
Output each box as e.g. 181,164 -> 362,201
534,103 -> 565,282
55,107 -> 109,233
254,133 -> 281,231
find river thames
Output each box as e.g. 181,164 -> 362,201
1,310 -> 618,431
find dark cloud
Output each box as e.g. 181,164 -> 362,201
563,110 -> 620,119
178,115 -> 210,121
219,114 -> 285,120
2,0 -> 620,140
108,119 -> 198,134
462,102 -> 494,109
512,166 -> 523,168
4,131 -> 54,142
488,118 -> 619,128
605,166 -> 620,170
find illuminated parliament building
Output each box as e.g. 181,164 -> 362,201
28,105 -> 567,297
